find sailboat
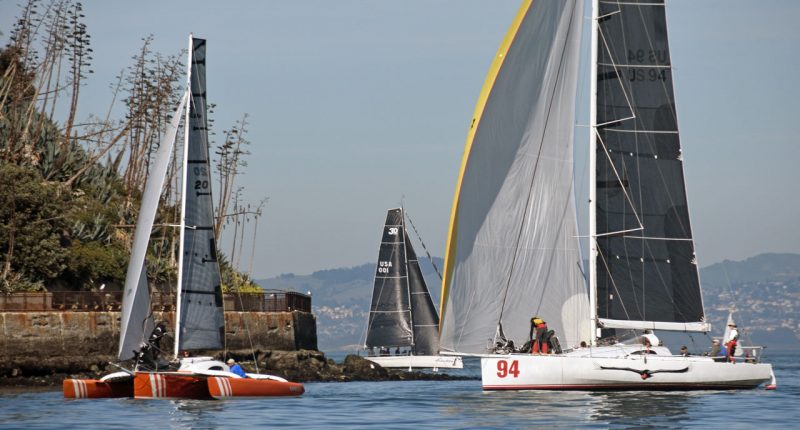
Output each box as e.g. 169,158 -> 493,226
63,36 -> 304,399
363,208 -> 462,370
438,0 -> 775,390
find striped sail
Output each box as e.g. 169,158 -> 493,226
439,0 -> 589,354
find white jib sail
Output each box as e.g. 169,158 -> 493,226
118,91 -> 188,360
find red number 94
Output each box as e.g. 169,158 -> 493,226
496,360 -> 520,378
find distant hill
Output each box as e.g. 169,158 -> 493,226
257,257 -> 443,352
699,253 -> 800,350
257,253 -> 800,352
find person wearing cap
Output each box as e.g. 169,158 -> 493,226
227,358 -> 247,377
725,323 -> 739,363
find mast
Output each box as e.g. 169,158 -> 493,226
173,34 -> 193,359
588,0 -> 599,347
400,206 -> 415,353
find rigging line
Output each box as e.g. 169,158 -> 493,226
497,0 -> 580,327
404,208 -> 443,281
232,212 -> 261,373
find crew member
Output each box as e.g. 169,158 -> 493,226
725,323 -> 739,363
227,358 -> 247,377
530,317 -> 550,354
641,329 -> 659,353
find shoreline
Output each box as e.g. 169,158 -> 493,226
0,351 -> 475,391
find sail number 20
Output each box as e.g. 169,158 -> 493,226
496,360 -> 520,378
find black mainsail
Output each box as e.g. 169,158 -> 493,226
365,208 -> 440,355
593,0 -> 706,331
175,37 -> 225,352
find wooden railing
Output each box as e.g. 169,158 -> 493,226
0,290 -> 311,313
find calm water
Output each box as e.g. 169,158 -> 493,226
1,351 -> 798,429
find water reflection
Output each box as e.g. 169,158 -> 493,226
437,385 -> 701,428
588,391 -> 695,428
439,389 -> 598,428
168,399 -> 226,429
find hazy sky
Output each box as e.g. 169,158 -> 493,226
2,1 -> 798,278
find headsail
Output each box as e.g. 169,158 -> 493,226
405,224 -> 439,356
175,37 -> 225,353
592,0 -> 708,332
365,209 -> 413,349
439,0 -> 588,354
118,92 -> 188,360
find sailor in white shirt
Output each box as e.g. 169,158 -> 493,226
725,323 -> 739,362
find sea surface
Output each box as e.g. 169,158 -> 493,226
1,350 -> 798,429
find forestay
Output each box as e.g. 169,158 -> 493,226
440,0 -> 589,354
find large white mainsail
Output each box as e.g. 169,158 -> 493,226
439,0 -> 589,354
118,92 -> 188,360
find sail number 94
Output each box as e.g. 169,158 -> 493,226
496,360 -> 520,378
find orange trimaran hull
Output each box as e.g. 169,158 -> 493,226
207,376 -> 305,398
64,373 -> 304,399
63,378 -> 133,399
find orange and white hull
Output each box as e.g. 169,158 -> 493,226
134,372 -> 213,400
63,378 -> 133,399
207,376 -> 304,398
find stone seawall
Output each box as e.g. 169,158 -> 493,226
0,311 -> 317,376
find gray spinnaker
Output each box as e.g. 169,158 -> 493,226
365,209 -> 413,349
440,0 -> 590,354
594,0 -> 706,330
405,228 -> 439,356
118,92 -> 188,360
177,38 -> 225,351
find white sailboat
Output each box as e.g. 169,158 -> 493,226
64,36 -> 303,399
363,208 -> 462,370
439,0 -> 775,390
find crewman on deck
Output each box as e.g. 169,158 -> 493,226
530,317 -> 551,354
725,323 -> 739,363
641,329 -> 659,353
227,358 -> 247,378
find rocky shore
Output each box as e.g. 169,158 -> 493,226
0,350 -> 474,389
